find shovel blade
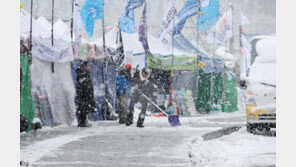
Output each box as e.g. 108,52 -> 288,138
168,115 -> 181,127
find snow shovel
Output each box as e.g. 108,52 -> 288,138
136,89 -> 181,127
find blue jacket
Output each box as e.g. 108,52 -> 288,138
116,69 -> 131,96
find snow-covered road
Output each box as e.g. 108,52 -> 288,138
20,111 -> 275,167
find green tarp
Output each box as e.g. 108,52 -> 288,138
148,54 -> 238,114
20,55 -> 35,131
148,55 -> 197,70
222,72 -> 238,112
196,70 -> 238,113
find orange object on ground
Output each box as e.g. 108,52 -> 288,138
153,113 -> 164,117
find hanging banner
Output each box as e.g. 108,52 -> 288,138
196,0 -> 220,32
205,9 -> 232,46
80,0 -> 105,38
173,0 -> 201,35
32,37 -> 74,63
158,0 -> 177,51
138,4 -> 152,56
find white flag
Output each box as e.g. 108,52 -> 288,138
73,0 -> 83,59
205,9 -> 232,45
158,0 -> 177,51
240,33 -> 251,78
240,12 -> 249,25
225,8 -> 232,39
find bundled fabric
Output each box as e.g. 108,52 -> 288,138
80,0 -> 105,38
173,0 -> 201,35
196,0 -> 220,32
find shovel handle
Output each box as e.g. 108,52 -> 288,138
137,89 -> 169,116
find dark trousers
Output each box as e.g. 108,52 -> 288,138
117,95 -> 129,123
76,103 -> 91,126
127,90 -> 148,126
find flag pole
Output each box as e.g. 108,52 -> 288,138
210,24 -> 216,113
102,7 -> 106,55
29,0 -> 33,65
71,0 -> 74,41
51,0 -> 55,73
70,0 -> 74,70
169,0 -> 175,108
196,7 -> 201,113
145,1 -> 148,67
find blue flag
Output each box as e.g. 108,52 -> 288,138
120,8 -> 136,34
80,0 -> 105,38
138,4 -> 152,57
173,0 -> 200,35
124,0 -> 145,16
196,0 -> 220,32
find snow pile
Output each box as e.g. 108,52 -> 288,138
189,128 -> 276,167
214,46 -> 236,68
214,46 -> 235,61
248,37 -> 276,86
250,103 -> 276,113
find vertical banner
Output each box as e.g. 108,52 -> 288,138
158,0 -> 177,51
138,4 -> 152,57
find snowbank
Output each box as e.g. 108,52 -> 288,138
189,127 -> 276,167
248,37 -> 276,86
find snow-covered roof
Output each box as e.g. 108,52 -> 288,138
20,9 -> 71,42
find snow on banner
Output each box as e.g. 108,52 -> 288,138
196,0 -> 220,32
80,0 -> 105,38
158,0 -> 177,51
173,0 -> 201,35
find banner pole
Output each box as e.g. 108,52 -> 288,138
29,0 -> 33,65
51,0 -> 55,73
